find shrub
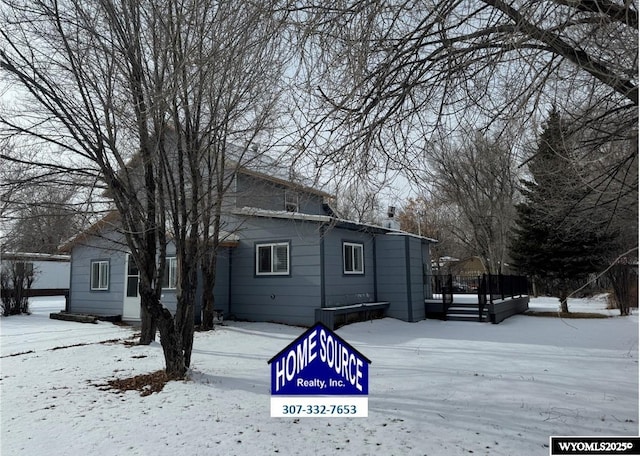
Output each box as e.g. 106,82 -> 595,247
1,260 -> 35,316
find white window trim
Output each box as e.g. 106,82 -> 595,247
343,242 -> 364,275
256,242 -> 290,276
90,260 -> 110,290
162,257 -> 178,290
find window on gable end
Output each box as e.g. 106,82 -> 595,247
285,190 -> 299,212
90,260 -> 109,290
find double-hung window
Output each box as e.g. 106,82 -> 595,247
343,242 -> 364,274
256,242 -> 289,275
90,260 -> 110,290
162,257 -> 178,289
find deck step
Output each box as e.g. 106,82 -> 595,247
446,304 -> 488,322
446,315 -> 488,322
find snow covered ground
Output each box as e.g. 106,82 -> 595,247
1,296 -> 638,455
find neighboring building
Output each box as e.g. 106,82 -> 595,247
0,252 -> 70,291
60,160 -> 436,327
448,256 -> 486,277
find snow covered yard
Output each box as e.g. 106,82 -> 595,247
1,297 -> 638,456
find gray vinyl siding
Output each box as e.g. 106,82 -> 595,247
234,173 -> 325,215
406,236 -> 427,322
322,227 -> 376,307
159,244 -> 231,319
68,231 -> 126,317
229,216 -> 321,326
198,247 -> 231,318
375,235 -> 431,322
375,235 -> 411,320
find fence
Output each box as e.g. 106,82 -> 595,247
479,274 -> 529,302
426,273 -> 529,304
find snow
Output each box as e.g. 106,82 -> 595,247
1,296 -> 638,455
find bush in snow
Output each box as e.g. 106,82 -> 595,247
1,260 -> 35,316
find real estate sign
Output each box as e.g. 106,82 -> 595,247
268,322 -> 370,417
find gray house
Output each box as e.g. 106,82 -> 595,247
61,165 -> 435,328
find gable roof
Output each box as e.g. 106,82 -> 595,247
58,211 -> 121,253
58,211 -> 239,253
225,143 -> 333,199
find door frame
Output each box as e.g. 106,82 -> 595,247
122,253 -> 141,321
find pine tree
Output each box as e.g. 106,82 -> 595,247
510,111 -> 610,312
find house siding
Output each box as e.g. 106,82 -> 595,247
234,173 -> 325,215
374,235 -> 431,322
375,235 -> 410,320
0,255 -> 70,290
68,230 -> 126,317
407,236 -> 427,322
153,243 -> 232,320
322,227 -> 376,307
229,216 -> 322,326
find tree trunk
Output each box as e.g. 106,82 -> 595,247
200,249 -> 218,331
608,264 -> 632,316
201,296 -> 215,330
156,314 -> 187,378
175,251 -> 198,368
139,298 -> 157,345
559,285 -> 569,313
140,287 -> 186,377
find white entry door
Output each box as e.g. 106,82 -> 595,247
123,254 -> 141,321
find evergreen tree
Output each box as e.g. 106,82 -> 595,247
510,111 -> 611,312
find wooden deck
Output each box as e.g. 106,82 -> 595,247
425,294 -> 528,323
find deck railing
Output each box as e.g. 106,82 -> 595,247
426,273 -> 528,304
480,274 -> 529,302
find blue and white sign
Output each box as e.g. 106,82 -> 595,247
268,322 -> 370,417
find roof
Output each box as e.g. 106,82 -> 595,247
59,211 -> 240,253
232,207 -> 438,242
58,211 -> 121,253
1,252 -> 70,262
226,143 -> 333,199
238,167 -> 332,199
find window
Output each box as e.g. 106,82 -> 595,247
343,242 -> 364,274
90,260 -> 109,290
162,257 -> 178,289
256,242 -> 289,275
126,255 -> 139,297
285,191 -> 298,212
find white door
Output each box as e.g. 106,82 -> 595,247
123,254 -> 141,321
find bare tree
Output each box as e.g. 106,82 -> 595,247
397,195 -> 464,266
190,3 -> 291,331
2,185 -> 81,254
426,129 -> 520,274
333,180 -> 383,224
1,0 -> 294,374
291,0 -> 637,202
1,0 -> 187,375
